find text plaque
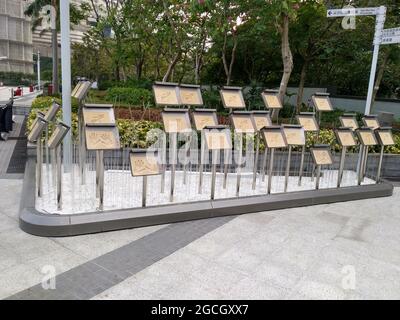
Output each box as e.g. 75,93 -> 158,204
220,87 -> 246,109
203,126 -> 232,150
162,109 -> 192,133
130,151 -> 161,176
261,127 -> 287,149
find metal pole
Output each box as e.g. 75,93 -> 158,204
56,145 -> 62,210
36,137 -> 43,198
358,145 -> 365,185
96,150 -> 100,198
51,148 -> 57,188
211,150 -> 217,200
262,148 -> 269,182
161,133 -> 166,193
236,133 -> 243,197
365,6 -> 386,115
315,165 -> 321,190
337,146 -> 347,188
45,126 -> 49,171
37,51 -> 41,91
183,134 -> 189,185
60,0 -> 72,171
363,147 -> 369,178
376,145 -> 384,183
298,146 -> 305,186
170,132 -> 177,202
223,151 -> 229,189
51,4 -> 59,94
284,146 -> 292,192
198,130 -> 205,194
79,118 -> 86,185
267,148 -> 274,194
252,133 -> 260,190
142,176 -> 147,207
98,150 -> 104,210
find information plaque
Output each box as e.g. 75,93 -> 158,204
220,87 -> 246,109
283,125 -> 306,146
356,128 -> 378,146
162,108 -> 192,133
179,84 -> 203,106
48,122 -> 70,149
339,114 -> 359,131
28,116 -> 48,143
362,115 -> 381,130
297,113 -> 319,132
312,93 -> 333,112
203,126 -> 232,150
261,89 -> 282,109
335,127 -> 357,147
72,81 -> 92,101
153,82 -> 181,106
251,111 -> 272,131
311,145 -> 333,166
192,109 -> 218,131
85,124 -> 121,150
230,111 -> 256,133
130,150 -> 161,176
83,104 -> 115,125
261,126 -> 287,149
44,102 -> 61,122
375,128 -> 395,146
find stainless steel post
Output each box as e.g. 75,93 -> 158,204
142,176 -> 147,207
376,145 -> 384,184
262,148 -> 269,182
45,126 -> 49,171
363,147 -> 369,178
223,153 -> 229,189
211,150 -> 217,200
96,150 -> 100,198
161,133 -> 166,193
315,165 -> 321,190
267,148 -> 274,194
337,146 -> 347,188
98,150 -> 104,210
170,132 -> 177,202
358,145 -> 365,185
236,133 -> 243,197
183,134 -> 189,185
51,148 -> 57,188
56,145 -> 62,210
36,137 -> 43,198
79,116 -> 86,185
298,146 -> 305,186
252,133 -> 260,190
284,146 -> 292,192
198,130 -> 205,194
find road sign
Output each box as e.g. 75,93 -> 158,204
327,7 -> 380,17
380,36 -> 400,45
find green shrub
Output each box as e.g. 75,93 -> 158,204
0,71 -> 36,86
106,87 -> 154,107
202,87 -> 224,112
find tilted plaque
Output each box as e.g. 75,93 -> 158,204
283,125 -> 306,146
153,82 -> 181,106
297,113 -> 319,132
48,122 -> 70,149
356,128 -> 378,146
83,104 -> 115,125
130,150 -> 161,177
375,127 -> 395,146
312,93 -> 333,112
261,89 -> 282,109
261,126 -> 288,149
335,127 -> 357,147
28,116 -> 48,143
362,115 -> 380,130
230,111 -> 256,134
203,126 -> 232,150
73,81 -> 92,101
44,102 -> 61,122
162,108 -> 192,133
192,109 -> 218,131
311,145 -> 333,166
179,84 -> 203,106
251,111 -> 272,131
340,114 -> 359,131
85,124 -> 121,150
220,87 -> 246,109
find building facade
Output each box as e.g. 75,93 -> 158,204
0,0 -> 33,73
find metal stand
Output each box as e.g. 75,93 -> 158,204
142,176 -> 147,207
161,133 -> 166,193
262,148 -> 269,182
51,148 -> 57,188
236,133 -> 243,197
357,145 -> 365,185
298,146 -> 306,186
284,146 -> 292,192
211,150 -> 218,200
79,115 -> 86,185
170,132 -> 177,202
96,150 -> 104,210
36,138 -> 43,198
267,148 -> 274,194
223,150 -> 229,189
56,145 -> 62,210
198,130 -> 205,194
362,147 -> 369,178
337,146 -> 347,188
252,133 -> 260,190
45,126 -> 49,171
315,165 -> 321,190
183,134 -> 190,185
376,146 -> 384,184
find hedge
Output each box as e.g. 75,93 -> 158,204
105,87 -> 154,107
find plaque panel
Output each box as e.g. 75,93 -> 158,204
335,128 -> 357,147
28,117 -> 47,143
162,109 -> 192,133
44,102 -> 61,122
73,81 -> 91,101
180,85 -> 203,106
153,83 -> 181,106
203,126 -> 232,150
312,95 -> 333,112
356,129 -> 378,146
230,113 -> 256,133
192,109 -> 218,131
376,129 -> 395,146
363,116 -> 380,130
261,91 -> 282,109
130,151 -> 161,177
85,125 -> 121,150
220,88 -> 246,109
261,127 -> 287,149
83,108 -> 115,125
283,125 -> 306,146
297,114 -> 319,132
311,146 -> 333,165
251,112 -> 272,131
340,116 -> 359,131
48,123 -> 70,149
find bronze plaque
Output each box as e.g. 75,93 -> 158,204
180,86 -> 203,106
363,118 -> 380,130
48,123 -> 70,149
162,111 -> 191,133
313,96 -> 333,112
71,81 -> 82,97
336,131 -> 357,147
311,148 -> 333,165
283,126 -> 305,146
73,81 -> 91,101
28,117 -> 47,143
262,129 -> 287,149
376,130 -> 395,146
297,115 -> 319,132
204,128 -> 232,150
220,89 -> 246,109
231,114 -> 256,133
153,84 -> 180,106
44,102 -> 61,122
340,117 -> 358,131
262,93 -> 282,109
130,151 -> 160,177
357,130 -> 378,146
251,113 -> 272,131
192,111 -> 218,131
85,126 -> 121,150
83,108 -> 115,125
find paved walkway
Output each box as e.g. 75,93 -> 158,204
1,173 -> 400,299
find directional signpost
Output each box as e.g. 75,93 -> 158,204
327,6 -> 387,115
379,27 -> 400,45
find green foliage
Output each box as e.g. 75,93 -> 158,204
117,119 -> 163,148
106,87 -> 154,107
31,96 -> 79,113
202,87 -> 223,111
0,72 -> 35,86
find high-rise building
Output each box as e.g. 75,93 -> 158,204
0,0 -> 33,73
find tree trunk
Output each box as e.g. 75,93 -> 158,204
163,52 -> 181,82
51,0 -> 59,94
296,59 -> 309,113
371,50 -> 390,113
278,14 -> 293,104
226,35 -> 238,86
